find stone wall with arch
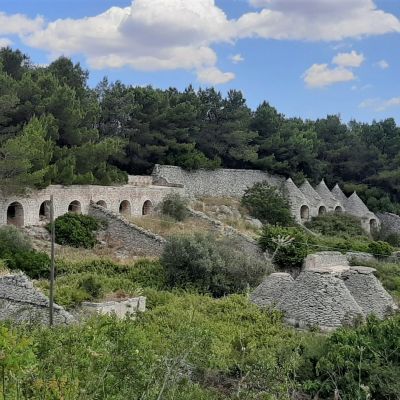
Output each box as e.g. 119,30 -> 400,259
0,181 -> 183,227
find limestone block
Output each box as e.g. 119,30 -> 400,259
82,296 -> 146,319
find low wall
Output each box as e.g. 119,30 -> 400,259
82,296 -> 146,319
89,204 -> 166,257
187,208 -> 266,261
152,164 -> 284,198
0,273 -> 73,325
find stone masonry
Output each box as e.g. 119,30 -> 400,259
251,252 -> 397,331
0,273 -> 73,325
0,166 -> 380,234
89,203 -> 166,257
152,165 -> 380,233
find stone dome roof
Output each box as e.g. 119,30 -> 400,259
345,192 -> 371,217
331,184 -> 348,205
315,180 -> 339,208
300,180 -> 323,207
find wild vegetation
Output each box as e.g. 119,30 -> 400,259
1,47 -> 400,213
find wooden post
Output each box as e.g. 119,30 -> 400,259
49,195 -> 55,326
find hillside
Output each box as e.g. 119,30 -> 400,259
1,47 -> 400,215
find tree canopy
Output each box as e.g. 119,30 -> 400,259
1,47 -> 400,213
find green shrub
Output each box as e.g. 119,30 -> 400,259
79,275 -> 102,298
259,225 -> 311,269
368,241 -> 393,258
0,226 -> 50,278
161,234 -> 268,297
305,212 -> 364,237
0,226 -> 32,254
241,182 -> 294,225
160,193 -> 189,221
303,315 -> 400,399
383,233 -> 400,247
52,213 -> 100,248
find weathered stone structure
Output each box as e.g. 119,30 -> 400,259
153,165 -> 380,233
251,252 -> 397,331
82,296 -> 146,319
0,176 -> 183,228
0,273 -> 73,325
89,203 -> 166,257
0,165 -> 380,233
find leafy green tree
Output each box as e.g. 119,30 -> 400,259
241,182 -> 294,225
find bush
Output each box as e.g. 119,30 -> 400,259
161,234 -> 268,297
305,212 -> 364,237
241,182 -> 294,225
160,193 -> 189,221
0,226 -> 32,254
79,276 -> 102,298
52,213 -> 100,248
368,241 -> 393,258
0,226 -> 50,278
259,225 -> 311,270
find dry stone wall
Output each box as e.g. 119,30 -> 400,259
89,204 -> 166,257
152,164 -> 284,198
0,273 -> 73,325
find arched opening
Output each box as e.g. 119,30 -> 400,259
318,206 -> 327,216
7,202 -> 24,227
68,200 -> 81,214
142,200 -> 153,216
300,205 -> 310,222
370,219 -> 378,231
119,200 -> 131,216
96,200 -> 107,208
335,206 -> 343,213
39,201 -> 51,221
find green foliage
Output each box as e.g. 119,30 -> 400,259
161,234 -> 269,297
241,182 -> 294,225
305,212 -> 365,237
0,225 -> 32,254
368,241 -> 393,258
160,193 -> 189,221
259,225 -> 310,269
52,213 -> 100,248
0,226 -> 50,278
79,275 -> 102,298
302,315 -> 400,399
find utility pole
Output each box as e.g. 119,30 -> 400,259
49,195 -> 55,326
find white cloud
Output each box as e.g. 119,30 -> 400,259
0,0 -> 396,85
360,97 -> 400,111
376,60 -> 389,69
197,67 -> 235,84
239,0 -> 400,41
0,38 -> 12,48
0,12 -> 44,35
24,0 -> 235,83
230,54 -> 244,64
303,64 -> 355,88
333,51 -> 365,67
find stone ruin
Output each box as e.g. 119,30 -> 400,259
82,296 -> 146,319
251,252 -> 398,331
0,164 -> 379,234
0,273 -> 73,325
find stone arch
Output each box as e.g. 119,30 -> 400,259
370,218 -> 378,231
7,202 -> 24,227
300,205 -> 310,222
39,200 -> 51,221
335,206 -> 343,213
96,200 -> 107,208
119,200 -> 131,216
68,200 -> 82,214
142,200 -> 153,216
318,206 -> 327,215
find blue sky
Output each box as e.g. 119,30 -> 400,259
1,0 -> 399,123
